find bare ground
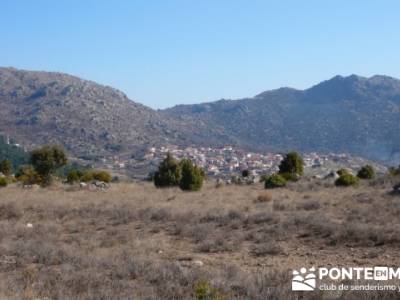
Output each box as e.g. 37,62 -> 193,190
0,177 -> 400,299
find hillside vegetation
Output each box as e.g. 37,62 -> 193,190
2,68 -> 400,162
1,176 -> 400,299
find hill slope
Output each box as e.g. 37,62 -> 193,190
0,68 -> 182,158
162,75 -> 400,162
1,68 -> 400,162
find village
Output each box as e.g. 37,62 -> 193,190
94,145 -> 386,180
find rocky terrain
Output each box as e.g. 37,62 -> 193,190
0,68 -> 184,158
163,75 -> 400,163
1,67 -> 400,163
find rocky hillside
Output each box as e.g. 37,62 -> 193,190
162,75 -> 400,163
1,68 -> 400,163
0,68 -> 183,158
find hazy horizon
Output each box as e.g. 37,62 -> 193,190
1,1 -> 400,109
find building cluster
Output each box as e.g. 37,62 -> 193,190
116,145 -> 369,179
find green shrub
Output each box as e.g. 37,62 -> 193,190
80,170 -> 111,183
15,165 -> 42,185
30,145 -> 67,185
337,168 -> 350,176
179,159 -> 204,191
279,172 -> 300,182
66,170 -> 81,184
357,165 -> 375,180
0,177 -> 7,187
92,170 -> 112,183
278,152 -> 303,180
0,159 -> 12,176
80,171 -> 94,182
335,173 -> 359,187
194,281 -> 224,300
264,174 -> 287,189
154,153 -> 182,187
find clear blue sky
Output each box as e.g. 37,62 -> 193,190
1,0 -> 400,108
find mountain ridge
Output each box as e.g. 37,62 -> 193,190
1,67 -> 400,163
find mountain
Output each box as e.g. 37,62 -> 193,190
0,67 -> 184,158
1,67 -> 400,163
162,75 -> 400,163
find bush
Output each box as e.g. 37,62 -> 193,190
194,281 -> 224,300
30,145 -> 67,184
337,168 -> 350,176
335,173 -> 359,187
15,165 -> 42,185
154,153 -> 182,187
92,170 -> 112,183
0,177 -> 7,187
80,170 -> 112,183
278,152 -> 303,180
279,172 -> 300,182
179,159 -> 204,191
256,192 -> 272,202
0,159 -> 12,176
80,171 -> 94,182
357,165 -> 375,180
264,174 -> 287,189
66,170 -> 81,184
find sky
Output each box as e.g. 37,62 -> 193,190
1,0 -> 400,109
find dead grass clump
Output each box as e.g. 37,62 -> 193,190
246,212 -> 277,225
272,199 -> 287,211
255,192 -> 272,203
0,203 -> 21,220
250,243 -> 283,256
297,199 -> 321,210
197,235 -> 238,253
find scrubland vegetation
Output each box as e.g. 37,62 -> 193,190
1,169 -> 400,299
2,148 -> 400,299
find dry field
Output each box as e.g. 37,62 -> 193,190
0,176 -> 400,299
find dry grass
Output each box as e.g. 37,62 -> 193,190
0,178 -> 400,299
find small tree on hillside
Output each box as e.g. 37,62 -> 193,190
357,165 -> 375,180
15,165 -> 41,185
278,152 -> 304,180
30,145 -> 67,184
242,169 -> 249,177
154,153 -> 182,187
179,159 -> 205,191
0,159 -> 12,176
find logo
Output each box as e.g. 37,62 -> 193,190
374,267 -> 388,280
292,267 -> 316,291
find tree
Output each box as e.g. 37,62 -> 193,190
278,152 -> 304,180
242,169 -> 250,177
154,153 -> 182,187
30,145 -> 67,184
357,165 -> 375,180
0,159 -> 12,176
179,159 -> 205,191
